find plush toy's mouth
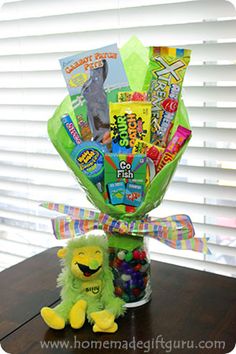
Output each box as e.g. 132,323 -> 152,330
75,262 -> 101,277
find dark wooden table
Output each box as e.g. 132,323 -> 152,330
0,247 -> 236,354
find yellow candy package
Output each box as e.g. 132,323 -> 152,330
109,102 -> 151,153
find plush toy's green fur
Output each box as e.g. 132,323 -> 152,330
54,235 -> 126,324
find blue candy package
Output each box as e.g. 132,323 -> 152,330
71,141 -> 108,184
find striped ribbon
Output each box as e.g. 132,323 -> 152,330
41,202 -> 210,254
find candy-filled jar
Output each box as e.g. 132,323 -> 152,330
109,239 -> 151,307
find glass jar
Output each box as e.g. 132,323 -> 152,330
109,238 -> 151,307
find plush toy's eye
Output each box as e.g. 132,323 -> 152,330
78,252 -> 84,256
95,250 -> 101,254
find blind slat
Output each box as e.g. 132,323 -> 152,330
1,137 -> 235,163
0,0 -> 232,21
1,145 -> 236,172
0,19 -> 236,55
194,222 -> 236,240
1,122 -> 235,148
1,195 -> 235,237
0,86 -> 236,106
150,252 -> 236,278
0,43 -> 236,73
0,177 -> 236,210
1,168 -> 236,207
1,64 -> 236,88
1,162 -> 235,188
1,42 -> 236,73
0,1 -> 234,39
0,106 -> 236,125
2,194 -> 236,240
158,200 -> 236,220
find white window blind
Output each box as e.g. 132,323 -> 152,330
0,0 -> 235,276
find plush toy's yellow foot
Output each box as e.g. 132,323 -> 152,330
93,322 -> 118,333
41,307 -> 65,330
69,300 -> 87,329
90,310 -> 115,330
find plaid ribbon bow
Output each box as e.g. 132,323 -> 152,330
41,202 -> 210,254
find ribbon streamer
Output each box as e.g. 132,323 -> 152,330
41,202 -> 210,254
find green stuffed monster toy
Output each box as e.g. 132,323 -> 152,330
41,235 -> 125,333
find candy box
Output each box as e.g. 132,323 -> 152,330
104,153 -> 146,206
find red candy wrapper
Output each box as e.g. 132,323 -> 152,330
156,125 -> 191,173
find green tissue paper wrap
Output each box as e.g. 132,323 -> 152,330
48,93 -> 190,222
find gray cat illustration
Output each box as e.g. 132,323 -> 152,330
81,60 -> 110,143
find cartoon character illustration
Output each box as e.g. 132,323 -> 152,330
81,60 -> 110,144
111,190 -> 124,199
41,235 -> 125,333
126,192 -> 141,201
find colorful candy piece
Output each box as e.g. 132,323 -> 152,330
133,250 -> 140,260
139,250 -> 146,260
121,274 -> 131,282
143,47 -> 191,143
115,287 -> 123,297
109,102 -> 151,153
117,251 -> 126,260
133,264 -> 142,272
124,251 -> 133,262
71,141 -> 108,184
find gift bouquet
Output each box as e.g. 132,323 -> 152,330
41,37 -> 209,332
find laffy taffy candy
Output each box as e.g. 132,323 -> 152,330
109,102 -> 151,153
144,47 -> 191,144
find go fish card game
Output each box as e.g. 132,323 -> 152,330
104,153 -> 147,208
